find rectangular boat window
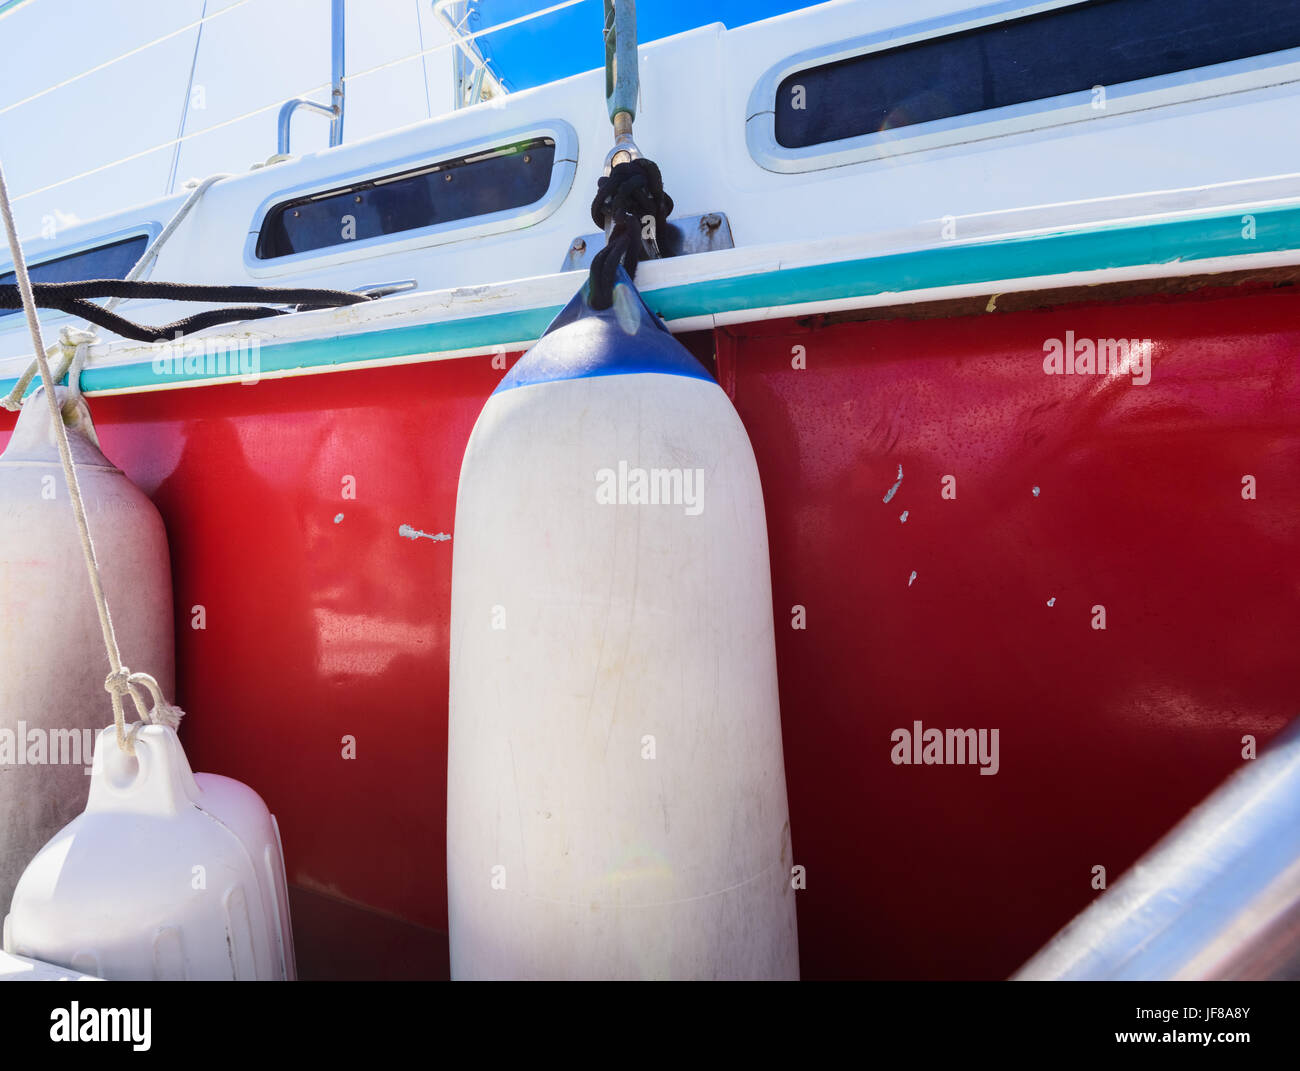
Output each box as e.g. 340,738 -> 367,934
0,235 -> 148,319
775,0 -> 1300,149
255,136 -> 557,259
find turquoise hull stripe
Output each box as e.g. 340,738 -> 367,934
1,203 -> 1292,398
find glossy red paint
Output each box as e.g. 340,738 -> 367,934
719,282 -> 1300,979
1,281 -> 1295,979
0,357 -> 513,979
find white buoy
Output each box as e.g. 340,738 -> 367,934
0,950 -> 99,981
0,389 -> 174,912
447,273 -> 799,979
4,723 -> 296,980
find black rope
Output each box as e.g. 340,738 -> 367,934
0,279 -> 372,344
587,158 -> 673,311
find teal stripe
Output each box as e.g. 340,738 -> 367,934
648,202 -> 1287,320
1,202 -> 1291,398
69,307 -> 561,395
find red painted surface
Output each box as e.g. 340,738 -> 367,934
720,283 -> 1300,979
2,281 -> 1296,979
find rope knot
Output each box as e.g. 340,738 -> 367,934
59,326 -> 99,352
1,327 -> 101,412
104,667 -> 186,742
587,158 -> 674,310
104,667 -> 134,696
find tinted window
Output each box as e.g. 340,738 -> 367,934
0,235 -> 148,319
256,137 -> 557,259
775,0 -> 1300,149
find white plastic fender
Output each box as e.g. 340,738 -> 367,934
4,723 -> 296,980
0,388 -> 174,913
447,274 -> 799,979
0,950 -> 99,981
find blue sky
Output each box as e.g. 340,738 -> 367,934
473,0 -> 814,91
0,0 -> 820,238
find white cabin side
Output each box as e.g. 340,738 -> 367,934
3,0 -> 1299,365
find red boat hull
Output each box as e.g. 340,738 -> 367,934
4,278 -> 1296,979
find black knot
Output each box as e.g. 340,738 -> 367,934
587,158 -> 674,311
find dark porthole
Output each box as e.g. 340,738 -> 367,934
775,0 -> 1300,149
255,136 -> 557,259
0,235 -> 149,319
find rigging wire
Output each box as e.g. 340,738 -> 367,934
165,0 -> 211,196
0,0 -> 258,118
415,0 -> 433,121
9,0 -> 583,204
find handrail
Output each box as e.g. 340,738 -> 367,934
277,0 -> 346,155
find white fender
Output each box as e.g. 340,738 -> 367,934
0,389 -> 174,912
4,724 -> 296,980
447,274 -> 799,979
0,950 -> 99,981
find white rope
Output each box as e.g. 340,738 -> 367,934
106,172 -> 232,312
1,171 -> 230,411
0,327 -> 95,412
11,0 -> 581,203
64,330 -> 93,410
0,155 -> 183,755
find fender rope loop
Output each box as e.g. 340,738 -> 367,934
64,329 -> 96,409
1,326 -> 97,412
587,158 -> 673,310
105,668 -> 184,731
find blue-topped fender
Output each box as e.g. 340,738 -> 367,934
493,267 -> 713,393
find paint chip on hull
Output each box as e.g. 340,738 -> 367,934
900,510 -> 909,523
334,513 -> 344,524
908,570 -> 917,587
883,465 -> 903,504
1047,597 -> 1056,607
1032,486 -> 1041,497
399,524 -> 451,543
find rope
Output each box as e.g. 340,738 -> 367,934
587,158 -> 673,310
0,155 -> 180,755
109,173 -> 233,311
1,174 -> 231,410
64,330 -> 93,410
0,278 -> 371,344
1,327 -> 95,412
